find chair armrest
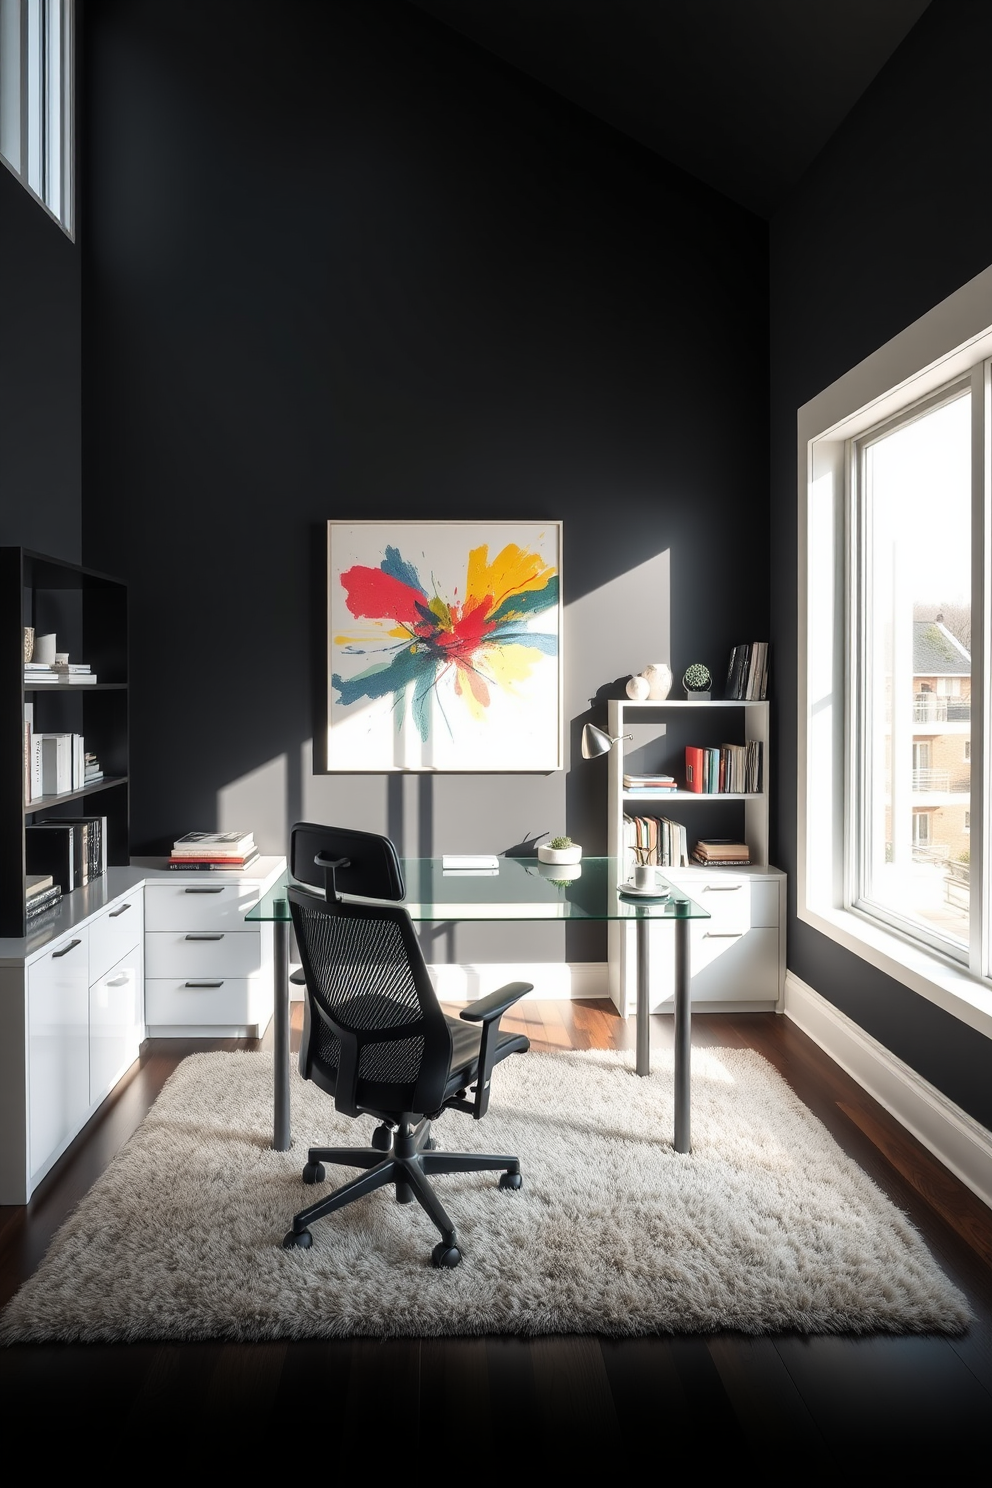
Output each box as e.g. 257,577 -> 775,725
459,981 -> 533,1024
459,981 -> 532,1120
290,968 -> 307,985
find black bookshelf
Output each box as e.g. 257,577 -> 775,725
1,548 -> 129,938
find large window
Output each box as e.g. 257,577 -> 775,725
799,266 -> 992,1034
0,0 -> 73,236
853,387 -> 972,959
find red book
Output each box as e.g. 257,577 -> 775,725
684,746 -> 704,793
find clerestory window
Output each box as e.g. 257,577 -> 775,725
0,0 -> 73,236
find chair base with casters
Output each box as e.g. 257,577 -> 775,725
283,1110 -> 523,1269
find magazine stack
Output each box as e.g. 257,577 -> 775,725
168,830 -> 259,872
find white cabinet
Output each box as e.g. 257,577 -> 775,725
139,858 -> 283,1037
0,869 -> 146,1203
605,697 -> 785,1014
28,929 -> 90,1181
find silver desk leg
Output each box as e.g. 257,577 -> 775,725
673,913 -> 691,1154
636,915 -> 651,1076
273,914 -> 291,1151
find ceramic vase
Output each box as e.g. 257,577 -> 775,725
641,663 -> 673,700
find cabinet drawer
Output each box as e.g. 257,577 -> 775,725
89,895 -> 142,984
144,881 -> 260,932
144,977 -> 258,1027
685,925 -> 780,1003
684,876 -> 751,932
145,930 -> 262,979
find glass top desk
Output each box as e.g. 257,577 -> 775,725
246,856 -> 709,1155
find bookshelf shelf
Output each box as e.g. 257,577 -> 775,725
1,548 -> 129,938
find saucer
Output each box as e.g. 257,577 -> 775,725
619,882 -> 670,899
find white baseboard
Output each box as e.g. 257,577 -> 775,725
428,961 -> 609,1002
289,962 -> 610,1003
785,969 -> 992,1212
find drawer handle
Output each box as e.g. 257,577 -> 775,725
185,980 -> 225,988
184,886 -> 225,894
703,931 -> 743,939
185,932 -> 224,941
52,938 -> 82,959
106,973 -> 131,986
703,884 -> 743,892
108,902 -> 132,917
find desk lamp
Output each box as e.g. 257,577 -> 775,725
581,723 -> 632,758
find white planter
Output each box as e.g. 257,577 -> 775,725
537,844 -> 582,864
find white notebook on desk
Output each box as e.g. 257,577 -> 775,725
441,854 -> 500,871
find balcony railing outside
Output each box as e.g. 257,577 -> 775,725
912,768 -> 951,791
913,696 -> 971,723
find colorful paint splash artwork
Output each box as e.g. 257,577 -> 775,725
327,523 -> 562,771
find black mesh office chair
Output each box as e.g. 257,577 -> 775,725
282,823 -> 531,1268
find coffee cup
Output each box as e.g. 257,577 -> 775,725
633,862 -> 656,889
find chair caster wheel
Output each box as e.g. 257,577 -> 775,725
371,1125 -> 392,1152
283,1228 -> 313,1249
302,1162 -> 326,1184
431,1242 -> 461,1269
499,1171 -> 523,1191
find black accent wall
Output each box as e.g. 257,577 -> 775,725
79,0 -> 770,971
0,163 -> 81,561
770,0 -> 992,1128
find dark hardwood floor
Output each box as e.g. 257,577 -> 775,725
1,1001 -> 989,1465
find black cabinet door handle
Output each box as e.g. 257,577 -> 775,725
184,886 -> 225,894
184,981 -> 224,989
185,932 -> 224,941
52,938 -> 82,959
109,902 -> 131,917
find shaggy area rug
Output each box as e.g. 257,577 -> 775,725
0,1047 -> 972,1342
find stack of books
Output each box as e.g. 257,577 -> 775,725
84,751 -> 103,786
24,661 -> 98,685
623,771 -> 677,793
691,839 -> 751,866
169,830 -> 259,872
723,643 -> 769,701
26,873 -> 63,926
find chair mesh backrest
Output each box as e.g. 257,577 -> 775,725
293,896 -> 440,1093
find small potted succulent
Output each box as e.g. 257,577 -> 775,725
682,662 -> 712,700
537,834 -> 582,864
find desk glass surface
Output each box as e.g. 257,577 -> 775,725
245,856 -> 710,923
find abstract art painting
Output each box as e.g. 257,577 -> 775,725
326,521 -> 562,771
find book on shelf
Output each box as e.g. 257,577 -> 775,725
623,773 -> 677,789
26,873 -> 54,897
172,830 -> 256,856
167,851 -> 260,872
723,642 -> 769,701
684,741 -> 761,794
24,670 -> 97,684
26,883 -> 63,918
26,823 -> 79,893
623,813 -> 688,869
52,816 -> 108,883
692,839 -> 751,864
36,733 -> 76,795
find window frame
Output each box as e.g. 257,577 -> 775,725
797,263 -> 992,1040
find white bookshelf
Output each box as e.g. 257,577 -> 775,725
605,696 -> 786,1017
